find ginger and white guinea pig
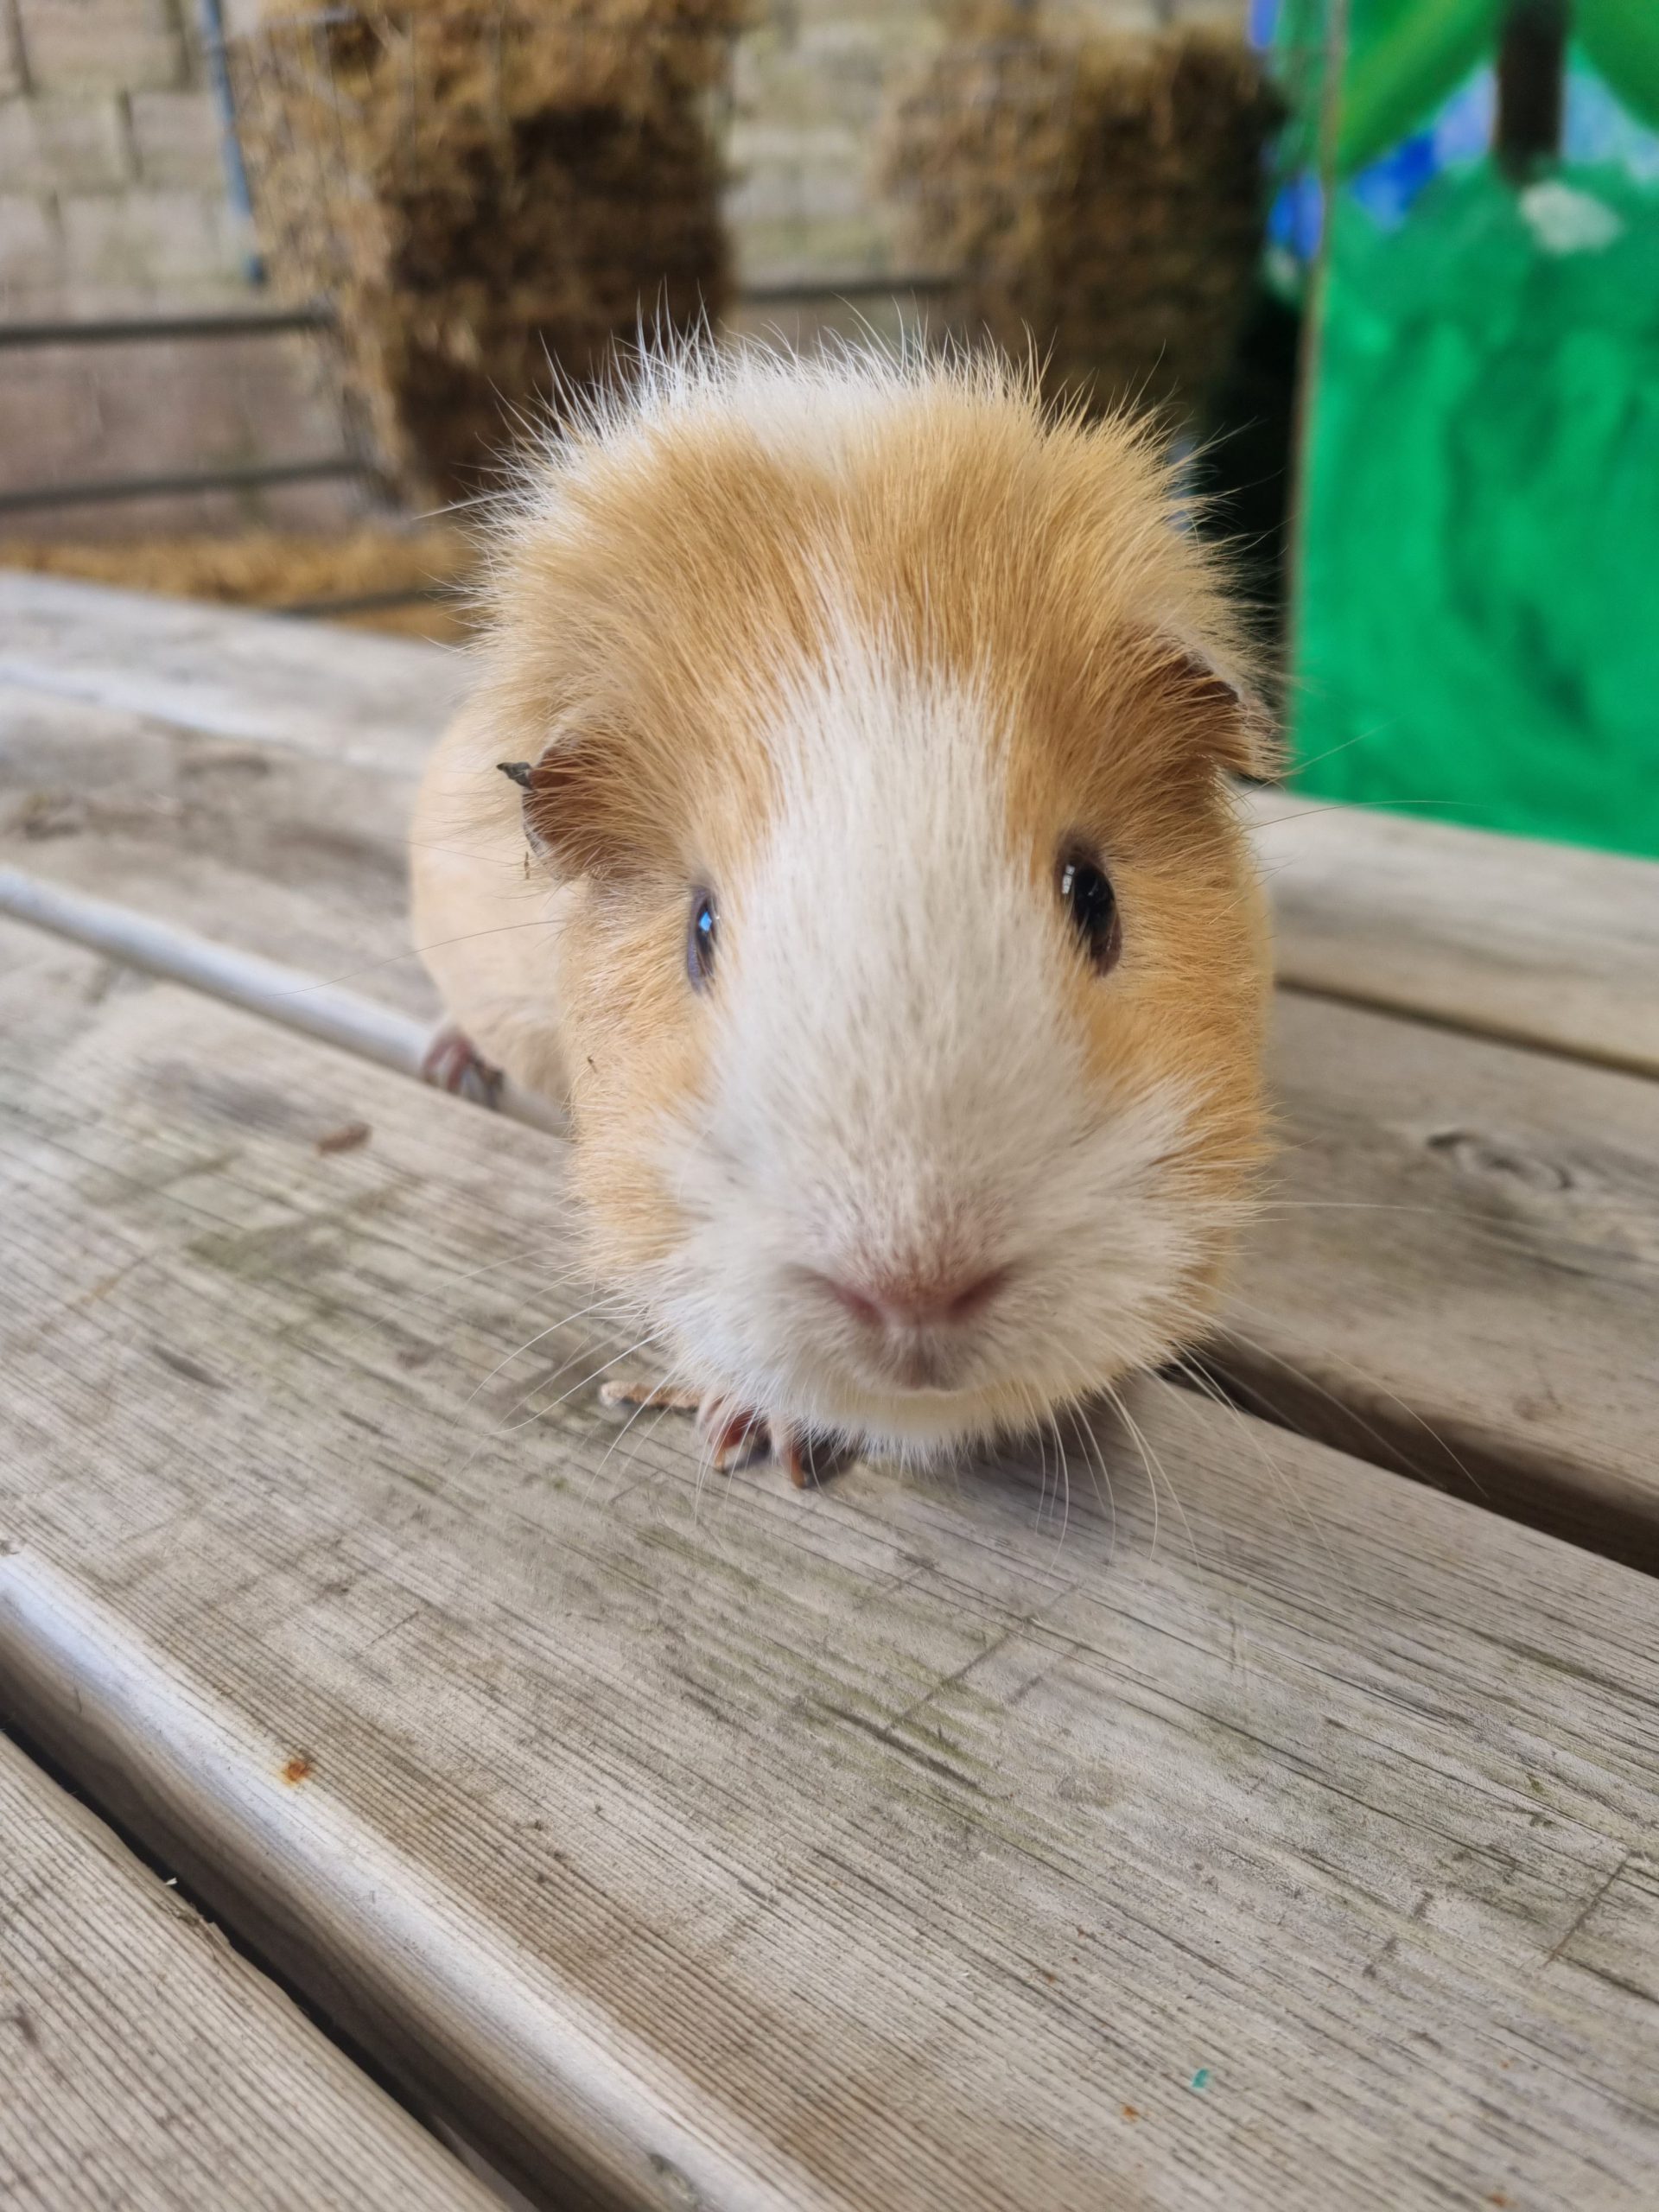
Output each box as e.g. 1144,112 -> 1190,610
411,340 -> 1274,1478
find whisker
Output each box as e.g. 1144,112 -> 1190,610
1118,1388 -> 1205,1576
278,915 -> 567,999
1170,1351 -> 1342,1582
582,1353 -> 692,1516
616,1391 -> 693,1495
467,1313 -> 652,1470
1248,796 -> 1479,832
1044,1408 -> 1071,1577
1029,1395 -> 1053,1531
458,1291 -> 628,1423
503,1329 -> 677,1440
1104,1377 -> 1160,1576
1211,1299 -> 1487,1504
1066,1402 -> 1117,1574
436,1235 -> 587,1288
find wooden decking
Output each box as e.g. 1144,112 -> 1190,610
0,1733 -> 499,2212
2,571 -> 1656,2211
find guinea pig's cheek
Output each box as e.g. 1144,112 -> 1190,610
562,950 -> 712,1283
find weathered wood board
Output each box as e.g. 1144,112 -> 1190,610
1224,991 -> 1659,1567
7,572 -> 1656,1071
0,571 -> 463,773
0,1731 -> 493,2212
1241,788 -> 1659,1080
0,676 -> 438,1020
3,936 -> 1656,2212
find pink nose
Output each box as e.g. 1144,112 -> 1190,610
819,1264 -> 1007,1332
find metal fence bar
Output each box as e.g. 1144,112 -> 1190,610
0,306 -> 334,349
0,282 -> 944,518
0,454 -> 374,518
741,272 -> 952,307
0,866 -> 568,1135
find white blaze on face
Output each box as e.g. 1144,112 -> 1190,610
657,620 -> 1200,1452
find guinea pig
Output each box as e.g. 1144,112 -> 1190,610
410,340 -> 1274,1482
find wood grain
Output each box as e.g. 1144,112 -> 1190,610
3,940 -> 1656,2212
4,572 -> 1657,1549
1241,786 -> 1659,1078
0,676 -> 438,1021
0,1732 -> 493,2212
1223,990 -> 1659,1567
7,574 -> 1653,1074
0,571 -> 461,773
7,663 -> 1656,1560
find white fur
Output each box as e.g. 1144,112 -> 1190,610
647,613 -> 1211,1457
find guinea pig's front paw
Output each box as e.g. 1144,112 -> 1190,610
420,1021 -> 504,1110
697,1396 -> 778,1477
697,1396 -> 822,1488
598,1378 -> 818,1488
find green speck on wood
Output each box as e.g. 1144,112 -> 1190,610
1191,2068 -> 1211,2092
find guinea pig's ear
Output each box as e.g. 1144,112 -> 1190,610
498,732 -> 646,881
1139,630 -> 1281,785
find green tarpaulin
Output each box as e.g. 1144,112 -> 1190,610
1294,158 -> 1659,855
1280,2 -> 1659,855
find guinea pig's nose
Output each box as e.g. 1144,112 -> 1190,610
819,1263 -> 1007,1332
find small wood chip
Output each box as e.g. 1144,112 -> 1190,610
315,1122 -> 372,1155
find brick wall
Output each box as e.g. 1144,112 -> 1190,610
0,0 -> 359,535
0,0 -> 1247,534
0,0 -> 251,315
2,0 -> 1251,311
729,0 -> 1249,287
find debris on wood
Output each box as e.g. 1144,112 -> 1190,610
316,1121 -> 374,1154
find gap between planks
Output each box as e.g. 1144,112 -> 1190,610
4,573 -> 1656,1077
0,1726 -> 494,2212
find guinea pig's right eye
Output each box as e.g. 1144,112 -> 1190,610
687,889 -> 719,990
1058,845 -> 1121,975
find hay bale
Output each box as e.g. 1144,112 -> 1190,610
879,6 -> 1281,423
232,2 -> 746,504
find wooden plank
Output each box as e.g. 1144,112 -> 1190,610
0,677 -> 438,1021
3,577 -> 1656,1550
0,571 -> 460,773
8,672 -> 1657,1562
1218,988 -> 1659,1568
5,573 -> 1655,1073
0,869 -> 564,1138
0,1732 -> 493,2212
1242,787 -> 1659,1079
2,939 -> 1657,2212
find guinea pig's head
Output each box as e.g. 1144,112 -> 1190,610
482,345 -> 1274,1459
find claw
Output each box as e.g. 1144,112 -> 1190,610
698,1397 -> 769,1471
700,1405 -> 823,1488
598,1375 -> 836,1489
421,1022 -> 503,1110
776,1425 -> 813,1489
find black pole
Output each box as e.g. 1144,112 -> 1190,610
1495,0 -> 1570,180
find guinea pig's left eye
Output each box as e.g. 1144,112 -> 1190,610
1058,846 -> 1121,975
687,888 -> 718,989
